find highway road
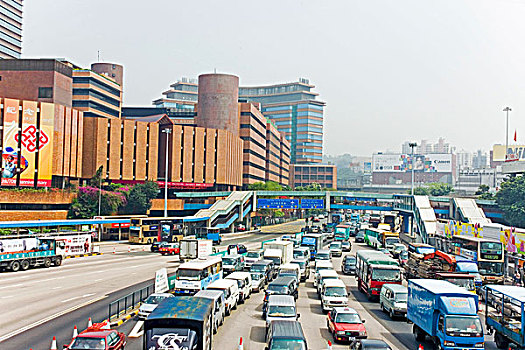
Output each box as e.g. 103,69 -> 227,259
0,221 -> 300,350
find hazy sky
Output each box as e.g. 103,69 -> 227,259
23,0 -> 525,156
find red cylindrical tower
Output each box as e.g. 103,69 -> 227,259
197,73 -> 239,136
91,62 -> 124,86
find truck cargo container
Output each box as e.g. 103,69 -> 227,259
0,237 -> 65,272
179,239 -> 213,262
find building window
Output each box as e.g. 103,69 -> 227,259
38,87 -> 53,99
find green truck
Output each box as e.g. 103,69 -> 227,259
0,236 -> 65,272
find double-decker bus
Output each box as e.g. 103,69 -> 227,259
300,233 -> 324,259
450,235 -> 504,284
364,227 -> 384,249
95,215 -> 147,240
173,256 -> 223,295
129,217 -> 185,244
356,250 -> 402,299
334,224 -> 351,241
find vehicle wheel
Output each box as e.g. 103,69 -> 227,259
54,256 -> 62,266
20,260 -> 30,271
43,258 -> 52,268
495,332 -> 509,349
10,260 -> 20,272
147,239 -> 152,244
433,339 -> 443,350
389,309 -> 394,319
413,325 -> 425,342
380,303 -> 384,311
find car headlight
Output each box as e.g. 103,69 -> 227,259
337,331 -> 345,335
443,341 -> 455,347
474,343 -> 484,348
359,331 -> 367,336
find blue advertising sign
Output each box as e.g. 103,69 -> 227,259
301,199 -> 324,209
257,198 -> 299,209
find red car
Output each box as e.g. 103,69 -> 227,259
159,243 -> 179,255
327,307 -> 367,343
65,329 -> 126,350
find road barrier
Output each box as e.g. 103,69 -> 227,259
50,336 -> 57,350
108,284 -> 153,321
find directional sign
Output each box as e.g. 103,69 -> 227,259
257,198 -> 299,209
301,199 -> 324,209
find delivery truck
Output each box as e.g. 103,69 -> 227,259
0,236 -> 65,272
262,240 -> 293,266
408,279 -> 484,350
144,296 -> 213,350
179,239 -> 213,262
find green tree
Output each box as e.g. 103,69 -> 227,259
248,181 -> 283,191
412,186 -> 430,195
475,185 -> 490,195
120,181 -> 159,214
495,176 -> 525,227
69,186 -> 126,218
274,209 -> 285,218
410,182 -> 453,196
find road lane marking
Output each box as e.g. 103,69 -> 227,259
61,296 -> 82,303
0,283 -> 22,290
94,278 -> 104,282
0,295 -> 13,299
51,286 -> 62,290
0,294 -> 108,342
129,320 -> 144,338
82,293 -> 95,298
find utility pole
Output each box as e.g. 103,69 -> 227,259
409,142 -> 417,195
503,107 -> 512,160
162,128 -> 172,217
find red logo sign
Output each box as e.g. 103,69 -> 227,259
14,126 -> 49,152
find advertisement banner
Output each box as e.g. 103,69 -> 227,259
155,268 -> 169,293
492,145 -> 525,162
18,100 -> 38,186
1,99 -> 20,186
500,228 -> 525,255
54,234 -> 92,256
372,153 -> 452,173
37,103 -> 54,187
435,220 -> 483,238
0,238 -> 38,254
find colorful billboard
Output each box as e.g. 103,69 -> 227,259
372,153 -> 452,173
492,144 -> 525,162
37,103 -> 54,187
1,99 -> 20,186
18,100 -> 38,186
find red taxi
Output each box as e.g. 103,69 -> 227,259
159,243 -> 179,255
64,325 -> 126,350
327,307 -> 367,343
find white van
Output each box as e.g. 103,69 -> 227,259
265,295 -> 299,331
320,278 -> 348,311
316,269 -> 339,295
313,260 -> 334,286
278,263 -> 301,283
206,278 -> 239,315
194,289 -> 226,333
226,271 -> 252,302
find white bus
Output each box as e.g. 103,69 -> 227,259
173,257 -> 223,295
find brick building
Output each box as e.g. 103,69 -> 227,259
290,164 -> 337,189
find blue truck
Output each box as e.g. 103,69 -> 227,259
484,285 -> 525,349
408,279 -> 484,350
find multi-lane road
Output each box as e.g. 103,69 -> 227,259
0,219 -> 500,349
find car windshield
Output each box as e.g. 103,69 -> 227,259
371,269 -> 401,282
293,251 -> 305,259
356,232 -> 364,238
209,287 -> 230,299
144,295 -> 168,304
317,253 -> 330,260
445,278 -> 475,291
325,287 -> 347,297
316,266 -> 331,273
222,258 -> 237,265
445,316 -> 482,336
416,247 -> 435,255
268,305 -> 296,317
335,313 -> 361,323
344,258 -> 356,265
400,251 -> 409,259
270,339 -> 306,350
395,293 -> 408,302
385,237 -> 400,245
251,265 -> 265,273
69,336 -> 106,350
330,243 -> 341,249
267,285 -> 288,294
478,261 -> 504,276
177,268 -> 202,280
246,252 -> 260,258
251,273 -> 263,281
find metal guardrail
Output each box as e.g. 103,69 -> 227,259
108,284 -> 153,321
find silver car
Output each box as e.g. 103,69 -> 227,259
138,293 -> 173,319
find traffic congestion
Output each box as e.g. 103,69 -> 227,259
26,212 -> 517,350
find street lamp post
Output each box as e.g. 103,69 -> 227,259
162,128 -> 172,217
409,142 -> 417,195
503,107 -> 512,160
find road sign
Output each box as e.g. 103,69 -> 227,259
257,198 -> 299,209
155,268 -> 169,293
301,199 -> 325,209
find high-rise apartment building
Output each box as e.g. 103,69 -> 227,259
0,0 -> 22,59
239,79 -> 325,164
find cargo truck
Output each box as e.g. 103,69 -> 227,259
484,285 -> 525,349
408,279 -> 484,350
0,236 -> 65,272
262,240 -> 293,266
179,239 -> 213,262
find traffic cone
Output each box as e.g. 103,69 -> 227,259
418,345 -> 424,350
50,336 -> 57,350
142,246 -> 145,251
128,246 -> 131,253
113,247 -> 116,254
238,337 -> 243,350
327,340 -> 333,350
72,325 -> 78,338
87,317 -> 92,328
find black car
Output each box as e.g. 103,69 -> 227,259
228,244 -> 247,255
250,260 -> 276,282
355,231 -> 365,243
341,255 -> 357,275
350,339 -> 392,349
150,241 -> 168,252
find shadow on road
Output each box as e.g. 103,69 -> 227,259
309,303 -> 324,315
249,326 -> 266,343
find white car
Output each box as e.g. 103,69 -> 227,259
250,272 -> 265,292
321,278 -> 348,311
138,293 -> 173,319
226,271 -> 252,301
